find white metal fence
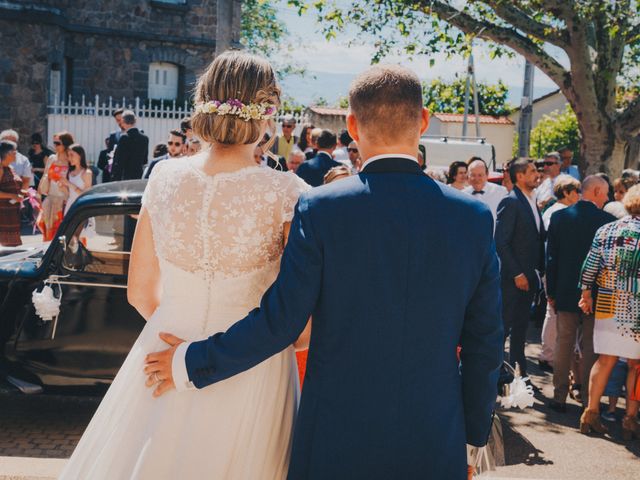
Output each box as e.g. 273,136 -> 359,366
47,95 -> 309,167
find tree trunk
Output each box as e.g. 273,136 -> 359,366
573,98 -> 627,178
578,123 -> 627,178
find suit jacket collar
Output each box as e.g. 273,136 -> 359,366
513,186 -> 543,232
317,151 -> 333,161
361,157 -> 425,175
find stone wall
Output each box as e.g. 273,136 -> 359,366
0,0 -> 242,152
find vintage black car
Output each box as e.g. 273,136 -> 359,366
0,180 -> 146,393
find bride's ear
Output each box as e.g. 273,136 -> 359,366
346,112 -> 359,142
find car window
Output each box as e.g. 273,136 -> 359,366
62,213 -> 138,275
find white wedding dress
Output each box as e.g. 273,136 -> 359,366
60,155 -> 310,479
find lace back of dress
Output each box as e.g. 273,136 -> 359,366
142,158 -> 310,281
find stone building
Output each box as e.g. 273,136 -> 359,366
0,0 -> 241,150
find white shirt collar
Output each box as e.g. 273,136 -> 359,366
361,154 -> 418,170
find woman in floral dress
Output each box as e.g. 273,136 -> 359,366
37,131 -> 73,241
578,184 -> 640,440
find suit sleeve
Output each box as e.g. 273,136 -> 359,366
494,197 -> 521,280
111,135 -> 128,180
460,209 -> 504,447
545,213 -> 559,299
184,194 -> 323,388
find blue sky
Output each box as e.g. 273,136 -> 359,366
273,4 -> 562,106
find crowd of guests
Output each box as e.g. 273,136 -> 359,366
0,129 -> 94,245
1,112 -> 639,439
433,151 -> 640,440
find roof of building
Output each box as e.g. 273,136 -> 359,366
511,88 -> 564,112
431,113 -> 514,125
306,106 -> 514,125
306,106 -> 349,116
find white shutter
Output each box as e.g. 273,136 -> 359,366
148,62 -> 179,100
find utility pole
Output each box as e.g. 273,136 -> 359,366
462,51 -> 472,138
471,52 -> 481,137
463,42 -> 481,138
517,60 -> 535,158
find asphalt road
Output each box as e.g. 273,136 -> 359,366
1,325 -> 638,479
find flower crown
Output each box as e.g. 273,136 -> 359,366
194,99 -> 277,121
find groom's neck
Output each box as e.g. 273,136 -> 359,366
358,143 -> 420,163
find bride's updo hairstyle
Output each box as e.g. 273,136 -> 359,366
192,50 -> 281,145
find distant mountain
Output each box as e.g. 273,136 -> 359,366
280,70 -> 558,110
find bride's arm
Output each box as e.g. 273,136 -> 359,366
284,221 -> 312,350
128,208 -> 161,320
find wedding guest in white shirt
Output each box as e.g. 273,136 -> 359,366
463,159 -> 508,221
536,152 -> 571,210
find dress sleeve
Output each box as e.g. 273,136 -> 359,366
282,173 -> 311,223
141,160 -> 167,220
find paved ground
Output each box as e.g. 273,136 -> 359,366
0,325 -> 638,479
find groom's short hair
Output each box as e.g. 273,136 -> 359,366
348,65 -> 423,142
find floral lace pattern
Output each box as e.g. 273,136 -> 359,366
142,156 -> 310,279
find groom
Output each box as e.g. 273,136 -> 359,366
146,65 -> 503,479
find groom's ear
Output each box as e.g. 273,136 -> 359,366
420,107 -> 430,135
346,112 -> 359,142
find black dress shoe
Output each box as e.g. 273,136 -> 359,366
538,360 -> 554,373
549,400 -> 567,413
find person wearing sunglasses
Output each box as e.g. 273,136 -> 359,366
536,152 -> 566,210
347,141 -> 361,172
269,114 -> 298,162
37,131 -> 73,241
143,129 -> 185,179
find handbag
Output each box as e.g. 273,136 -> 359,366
37,156 -> 52,195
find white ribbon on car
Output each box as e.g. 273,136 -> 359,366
32,278 -> 62,323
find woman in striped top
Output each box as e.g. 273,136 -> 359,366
578,184 -> 640,440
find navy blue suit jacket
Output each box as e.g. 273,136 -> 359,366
546,201 -> 615,312
295,151 -> 342,187
185,157 -> 503,479
495,186 -> 545,287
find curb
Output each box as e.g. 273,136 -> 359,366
0,457 -> 66,480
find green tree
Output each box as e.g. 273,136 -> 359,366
241,0 -> 305,79
422,76 -> 512,116
526,105 -> 580,160
288,0 -> 640,175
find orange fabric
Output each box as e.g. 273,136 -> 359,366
296,349 -> 308,387
631,365 -> 640,402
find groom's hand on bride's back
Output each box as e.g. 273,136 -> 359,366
144,332 -> 185,397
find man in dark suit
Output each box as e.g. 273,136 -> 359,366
111,110 -> 148,181
147,65 -> 503,479
143,129 -> 185,179
295,129 -> 342,187
107,108 -> 125,152
495,159 -> 545,377
546,175 -> 615,411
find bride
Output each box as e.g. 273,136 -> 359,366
60,51 -> 310,479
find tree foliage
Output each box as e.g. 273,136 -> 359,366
422,76 -> 512,116
241,0 -> 305,79
527,105 -> 580,160
286,0 -> 640,174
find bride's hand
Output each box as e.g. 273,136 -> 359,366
144,332 -> 185,397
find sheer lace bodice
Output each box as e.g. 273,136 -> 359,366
142,155 -> 310,280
